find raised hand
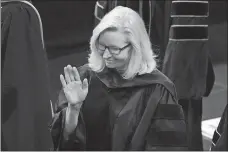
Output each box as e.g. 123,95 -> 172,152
60,65 -> 88,107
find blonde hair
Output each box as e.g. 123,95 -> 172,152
89,6 -> 157,79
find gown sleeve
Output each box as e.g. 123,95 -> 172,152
49,65 -> 92,151
49,90 -> 86,151
144,84 -> 189,151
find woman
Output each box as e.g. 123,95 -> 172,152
49,6 -> 188,151
94,0 -> 172,67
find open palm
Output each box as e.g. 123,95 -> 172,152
60,65 -> 88,106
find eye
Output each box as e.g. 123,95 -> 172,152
109,47 -> 120,52
97,44 -> 105,50
110,47 -> 119,50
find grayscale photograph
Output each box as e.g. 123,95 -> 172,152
1,0 -> 227,151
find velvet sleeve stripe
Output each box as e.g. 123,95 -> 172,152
153,104 -> 185,120
172,17 -> 208,26
145,103 -> 188,149
150,119 -> 187,132
146,145 -> 188,151
146,131 -> 188,147
171,1 -> 209,16
169,25 -> 208,40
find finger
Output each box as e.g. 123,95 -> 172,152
67,65 -> 75,81
64,66 -> 71,84
72,67 -> 81,82
82,78 -> 88,90
60,74 -> 67,88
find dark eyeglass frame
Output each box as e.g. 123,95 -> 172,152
96,43 -> 131,55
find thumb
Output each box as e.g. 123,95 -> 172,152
82,78 -> 88,91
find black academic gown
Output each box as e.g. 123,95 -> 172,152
49,64 -> 188,151
1,1 -> 53,150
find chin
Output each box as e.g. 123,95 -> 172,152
105,62 -> 123,69
106,64 -> 115,68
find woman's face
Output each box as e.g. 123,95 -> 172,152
97,30 -> 131,71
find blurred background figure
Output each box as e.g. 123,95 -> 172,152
1,0 -> 53,150
162,1 -> 214,150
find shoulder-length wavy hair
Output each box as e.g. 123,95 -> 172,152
88,6 -> 157,79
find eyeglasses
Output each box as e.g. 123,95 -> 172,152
96,43 -> 131,55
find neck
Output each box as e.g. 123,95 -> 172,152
116,63 -> 128,75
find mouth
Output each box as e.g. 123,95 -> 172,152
105,60 -> 114,63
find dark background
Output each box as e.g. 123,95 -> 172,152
32,1 -> 227,61
33,1 -> 96,59
31,1 -> 227,104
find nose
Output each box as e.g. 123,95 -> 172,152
103,48 -> 112,59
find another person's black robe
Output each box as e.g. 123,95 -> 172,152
49,64 -> 188,151
211,105 -> 227,151
162,1 -> 215,150
1,1 -> 53,150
